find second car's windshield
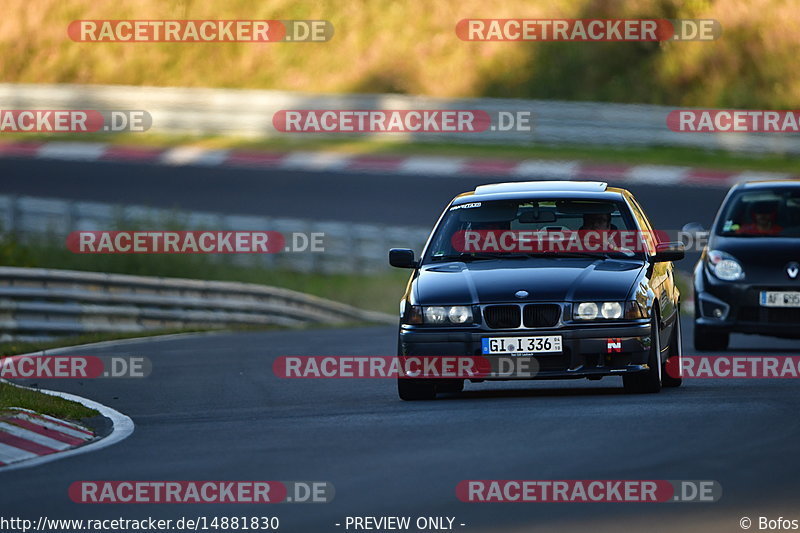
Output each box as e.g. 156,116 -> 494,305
716,188 -> 800,238
423,198 -> 642,263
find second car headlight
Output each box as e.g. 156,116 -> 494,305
707,250 -> 745,281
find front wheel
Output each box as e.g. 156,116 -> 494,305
623,316 -> 662,394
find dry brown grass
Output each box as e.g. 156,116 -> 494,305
0,0 -> 798,106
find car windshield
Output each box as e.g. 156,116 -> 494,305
423,198 -> 644,263
715,188 -> 800,238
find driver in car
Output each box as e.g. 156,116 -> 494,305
580,212 -> 613,231
738,201 -> 783,235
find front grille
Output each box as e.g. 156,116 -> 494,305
523,304 -> 561,327
739,306 -> 800,324
484,305 -> 521,329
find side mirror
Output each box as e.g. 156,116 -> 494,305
653,242 -> 685,263
681,222 -> 709,240
681,222 -> 705,233
679,222 -> 710,251
389,248 -> 417,268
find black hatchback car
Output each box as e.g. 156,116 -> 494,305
691,180 -> 800,350
389,181 -> 685,400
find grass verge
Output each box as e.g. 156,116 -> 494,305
0,384 -> 98,420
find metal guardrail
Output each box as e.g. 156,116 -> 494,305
0,266 -> 395,342
0,194 -> 430,274
1,83 -> 798,154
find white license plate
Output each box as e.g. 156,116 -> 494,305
760,291 -> 800,308
761,291 -> 800,307
481,336 -> 562,355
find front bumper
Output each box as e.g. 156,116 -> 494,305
399,322 -> 652,380
695,269 -> 800,337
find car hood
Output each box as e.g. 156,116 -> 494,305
709,235 -> 800,282
414,258 -> 645,304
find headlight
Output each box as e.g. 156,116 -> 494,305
403,305 -> 474,325
448,306 -> 472,324
574,301 -> 639,320
424,306 -> 448,324
575,302 -> 598,320
707,250 -> 745,281
600,302 -> 623,319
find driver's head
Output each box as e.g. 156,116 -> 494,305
582,212 -> 612,230
751,201 -> 779,226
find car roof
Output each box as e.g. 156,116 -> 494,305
735,180 -> 800,190
452,181 -> 630,204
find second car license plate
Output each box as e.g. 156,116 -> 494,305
481,336 -> 562,355
760,291 -> 800,308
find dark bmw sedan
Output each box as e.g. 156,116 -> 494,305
389,181 -> 685,400
691,180 -> 800,350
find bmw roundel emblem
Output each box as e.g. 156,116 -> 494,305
515,290 -> 529,299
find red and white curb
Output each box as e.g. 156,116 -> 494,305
0,408 -> 94,466
0,381 -> 134,472
0,332 -> 232,471
1,141 -> 796,189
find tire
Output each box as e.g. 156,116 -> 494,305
398,378 -> 437,401
396,336 -> 438,400
662,311 -> 683,388
693,323 -> 729,351
623,315 -> 662,394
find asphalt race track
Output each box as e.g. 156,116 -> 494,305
2,158 -> 798,531
0,158 -> 726,230
3,319 -> 800,532
0,157 -> 726,272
